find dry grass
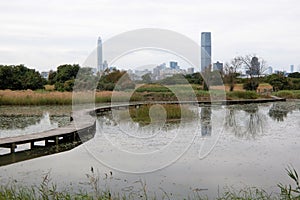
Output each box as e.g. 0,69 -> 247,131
0,90 -> 143,105
211,83 -> 272,92
0,90 -> 72,105
44,85 -> 55,91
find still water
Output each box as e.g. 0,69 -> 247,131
0,102 -> 300,198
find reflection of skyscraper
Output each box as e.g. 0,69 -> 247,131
201,32 -> 212,72
97,37 -> 103,72
200,106 -> 212,136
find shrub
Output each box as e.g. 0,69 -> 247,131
227,91 -> 259,99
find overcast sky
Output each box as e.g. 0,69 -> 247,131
0,0 -> 299,72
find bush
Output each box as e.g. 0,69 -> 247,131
243,80 -> 259,91
227,91 -> 259,99
271,90 -> 300,99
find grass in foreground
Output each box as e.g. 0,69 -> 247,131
0,166 -> 300,200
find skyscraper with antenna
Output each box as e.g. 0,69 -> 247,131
97,37 -> 103,72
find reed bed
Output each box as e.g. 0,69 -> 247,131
0,90 -> 143,105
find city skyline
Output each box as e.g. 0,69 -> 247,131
0,0 -> 299,72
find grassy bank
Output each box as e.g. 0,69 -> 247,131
272,90 -> 300,99
127,104 -> 196,125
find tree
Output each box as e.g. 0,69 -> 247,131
265,73 -> 290,91
238,54 -> 266,91
53,64 -> 80,91
0,65 -> 44,90
224,57 -> 243,91
288,72 -> 300,78
97,69 -> 135,91
185,72 -> 203,85
141,73 -> 152,84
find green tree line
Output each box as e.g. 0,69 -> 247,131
0,64 -> 46,90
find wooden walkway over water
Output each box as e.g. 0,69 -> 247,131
0,97 -> 286,163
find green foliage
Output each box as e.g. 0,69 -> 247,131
158,74 -> 188,85
272,90 -> 300,99
288,72 -> 300,78
243,80 -> 259,91
97,69 -> 135,91
184,72 -> 203,85
0,65 -> 45,90
135,84 -> 172,93
264,73 -> 290,91
227,91 -> 259,99
278,166 -> 300,199
52,64 -> 80,91
141,73 -> 152,84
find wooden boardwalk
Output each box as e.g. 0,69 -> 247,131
0,97 -> 286,159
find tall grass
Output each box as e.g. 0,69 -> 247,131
0,166 -> 299,199
0,90 -> 72,105
0,90 -> 143,105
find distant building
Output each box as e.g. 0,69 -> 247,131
41,71 -> 49,80
213,61 -> 223,72
266,66 -> 273,74
290,65 -> 294,73
170,61 -> 179,70
187,67 -> 194,74
103,60 -> 108,70
201,32 -> 212,72
246,56 -> 260,76
97,37 -> 103,72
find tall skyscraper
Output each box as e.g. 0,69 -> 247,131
201,32 -> 212,72
290,65 -> 294,73
97,37 -> 103,72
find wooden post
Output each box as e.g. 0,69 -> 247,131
55,136 -> 59,145
10,143 -> 16,153
30,141 -> 35,149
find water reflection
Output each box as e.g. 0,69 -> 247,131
200,106 -> 212,136
268,102 -> 298,122
225,104 -> 266,139
0,112 -> 70,138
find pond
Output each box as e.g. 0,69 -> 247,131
0,105 -> 71,154
0,101 -> 300,198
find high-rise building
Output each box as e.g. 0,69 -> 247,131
103,60 -> 108,70
266,66 -> 273,74
170,61 -> 178,69
213,61 -> 223,72
201,32 -> 212,72
187,67 -> 194,74
97,37 -> 103,72
290,65 -> 294,73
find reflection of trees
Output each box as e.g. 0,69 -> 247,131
200,106 -> 212,136
225,104 -> 266,139
268,103 -> 294,122
0,114 -> 70,130
0,115 -> 43,130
